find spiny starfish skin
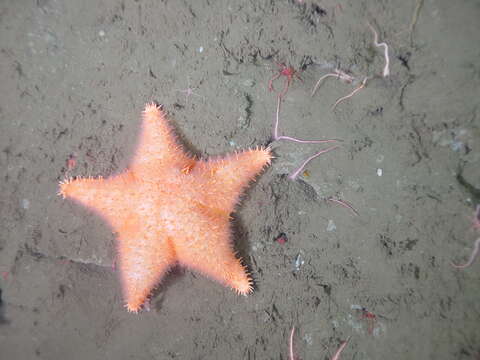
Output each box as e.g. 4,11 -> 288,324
59,103 -> 271,312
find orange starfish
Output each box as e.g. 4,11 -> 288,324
59,103 -> 271,312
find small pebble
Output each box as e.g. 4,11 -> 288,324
326,219 -> 336,232
304,333 -> 313,345
21,199 -> 30,209
294,254 -> 304,271
242,79 -> 255,87
376,168 -> 383,177
450,140 -> 463,152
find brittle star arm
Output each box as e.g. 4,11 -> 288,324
288,145 -> 339,180
311,73 -> 340,97
327,197 -> 359,216
273,96 -> 340,144
331,77 -> 368,111
279,77 -> 291,99
289,326 -> 295,360
331,337 -> 350,360
312,69 -> 354,97
268,73 -> 281,92
368,22 -> 390,77
451,238 -> 480,269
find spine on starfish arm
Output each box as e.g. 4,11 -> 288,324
58,175 -> 103,199
143,102 -> 162,113
221,257 -> 254,296
57,177 -> 74,198
235,275 -> 254,295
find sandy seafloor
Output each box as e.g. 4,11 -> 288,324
1,0 -> 479,359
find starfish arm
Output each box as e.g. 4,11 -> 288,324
58,171 -> 137,231
131,103 -> 193,177
174,219 -> 253,295
117,225 -> 177,312
198,147 -> 271,213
